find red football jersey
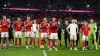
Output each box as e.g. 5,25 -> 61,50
24,20 -> 32,32
0,20 -> 10,32
40,22 -> 48,33
50,22 -> 58,33
81,25 -> 90,36
12,21 -> 23,31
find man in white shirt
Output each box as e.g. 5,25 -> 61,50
67,19 -> 78,50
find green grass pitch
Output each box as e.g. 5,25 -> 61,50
0,32 -> 100,56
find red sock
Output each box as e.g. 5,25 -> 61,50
43,38 -> 45,44
53,41 -> 55,46
50,45 -> 53,48
70,44 -> 72,48
30,40 -> 33,46
82,41 -> 86,48
48,39 -> 50,47
39,39 -> 41,46
41,40 -> 43,46
43,38 -> 45,42
50,42 -> 53,48
25,40 -> 28,46
74,45 -> 76,48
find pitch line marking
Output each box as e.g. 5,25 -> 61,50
45,50 -> 99,52
43,50 -> 47,56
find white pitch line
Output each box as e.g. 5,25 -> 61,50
43,50 -> 47,56
45,50 -> 99,52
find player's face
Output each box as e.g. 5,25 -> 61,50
18,18 -> 21,21
74,19 -> 77,23
72,19 -> 75,23
7,19 -> 10,23
43,18 -> 47,22
52,18 -> 56,22
3,16 -> 6,20
65,21 -> 68,25
34,20 -> 36,23
90,19 -> 94,23
27,17 -> 30,21
58,21 -> 60,25
84,22 -> 88,25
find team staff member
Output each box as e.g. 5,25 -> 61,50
95,23 -> 100,47
98,24 -> 100,47
57,20 -> 62,47
63,20 -> 70,47
7,19 -> 14,47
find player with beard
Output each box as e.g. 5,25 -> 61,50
12,17 -> 23,48
24,16 -> 32,49
0,16 -> 10,49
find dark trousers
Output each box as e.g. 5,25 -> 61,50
64,32 -> 70,47
76,33 -> 80,47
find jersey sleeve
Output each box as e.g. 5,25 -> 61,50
49,23 -> 52,28
21,22 -> 24,27
88,26 -> 90,31
30,21 -> 32,26
24,21 -> 27,26
31,24 -> 33,30
94,24 -> 97,32
76,24 -> 78,29
38,24 -> 39,28
40,22 -> 43,28
80,26 -> 83,31
7,21 -> 10,27
67,24 -> 71,29
0,21 -> 1,27
88,24 -> 90,27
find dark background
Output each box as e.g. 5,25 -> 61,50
0,0 -> 100,10
0,0 -> 100,23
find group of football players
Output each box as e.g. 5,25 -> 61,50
0,15 -> 100,51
